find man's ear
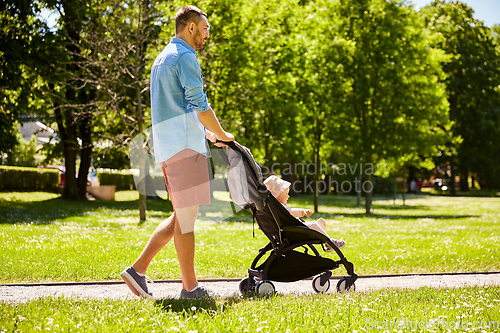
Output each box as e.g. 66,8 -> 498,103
188,22 -> 196,34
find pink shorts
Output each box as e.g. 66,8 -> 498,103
161,149 -> 211,209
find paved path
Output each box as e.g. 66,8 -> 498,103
1,273 -> 499,303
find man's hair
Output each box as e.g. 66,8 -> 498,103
175,5 -> 206,34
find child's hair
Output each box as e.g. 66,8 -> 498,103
264,175 -> 291,198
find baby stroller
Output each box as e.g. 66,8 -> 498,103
217,140 -> 357,295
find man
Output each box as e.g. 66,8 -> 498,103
121,5 -> 234,299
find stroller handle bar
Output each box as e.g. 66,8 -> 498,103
215,139 -> 238,150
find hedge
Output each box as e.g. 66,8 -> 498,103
97,170 -> 166,193
97,170 -> 136,191
0,166 -> 60,192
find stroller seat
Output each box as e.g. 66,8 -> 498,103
217,140 -> 357,295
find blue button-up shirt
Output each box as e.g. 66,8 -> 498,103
150,37 -> 210,163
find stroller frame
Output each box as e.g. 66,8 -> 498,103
217,141 -> 357,294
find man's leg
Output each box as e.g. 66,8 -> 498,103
173,205 -> 199,292
132,212 -> 176,274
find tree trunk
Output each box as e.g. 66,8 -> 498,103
450,158 -> 456,196
63,133 -> 79,200
365,173 -> 372,214
59,0 -> 85,201
356,176 -> 361,206
59,95 -> 79,200
314,155 -> 319,214
78,109 -> 93,200
459,163 -> 469,192
402,171 -> 406,206
356,158 -> 362,206
135,44 -> 146,222
393,176 -> 397,205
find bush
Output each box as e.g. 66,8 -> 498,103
0,166 -> 59,191
4,132 -> 40,167
97,170 -> 136,191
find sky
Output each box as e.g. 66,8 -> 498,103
411,0 -> 500,27
40,0 -> 499,30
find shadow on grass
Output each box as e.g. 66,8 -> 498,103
154,294 -> 279,314
155,297 -> 219,314
155,295 -> 246,315
0,196 -> 173,225
422,189 -> 500,197
313,212 -> 477,220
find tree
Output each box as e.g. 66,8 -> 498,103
201,0 -> 303,166
335,0 -> 449,213
295,0 -> 350,212
421,1 -> 500,192
82,0 -> 167,220
0,1 -> 47,163
33,0 -> 98,200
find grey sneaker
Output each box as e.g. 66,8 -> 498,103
121,266 -> 154,299
180,285 -> 215,299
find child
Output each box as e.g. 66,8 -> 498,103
264,175 -> 346,251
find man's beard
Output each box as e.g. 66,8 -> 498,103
193,29 -> 205,50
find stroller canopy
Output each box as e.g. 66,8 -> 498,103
222,141 -> 266,211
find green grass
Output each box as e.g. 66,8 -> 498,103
1,191 -> 499,332
0,191 -> 499,283
1,286 -> 499,332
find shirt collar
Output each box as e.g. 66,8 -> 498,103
171,37 -> 197,55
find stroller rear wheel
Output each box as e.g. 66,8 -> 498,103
239,277 -> 255,295
256,280 -> 275,295
312,274 -> 331,293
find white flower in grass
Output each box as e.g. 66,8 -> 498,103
191,306 -> 197,311
170,327 -> 180,332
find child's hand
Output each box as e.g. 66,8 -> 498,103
302,209 -> 313,217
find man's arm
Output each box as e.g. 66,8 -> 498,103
198,108 -> 234,142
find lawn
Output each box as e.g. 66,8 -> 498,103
1,287 -> 499,332
1,191 -> 499,332
0,191 -> 499,283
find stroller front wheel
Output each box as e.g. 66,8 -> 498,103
256,280 -> 275,295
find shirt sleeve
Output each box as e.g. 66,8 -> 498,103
286,207 -> 304,217
176,52 -> 210,115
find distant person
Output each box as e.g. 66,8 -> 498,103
410,180 -> 417,193
121,5 -> 234,299
264,175 -> 345,251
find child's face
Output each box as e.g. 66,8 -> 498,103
276,187 -> 290,205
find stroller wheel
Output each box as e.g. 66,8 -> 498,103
312,275 -> 331,293
255,280 -> 275,295
337,277 -> 356,293
239,277 -> 255,295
